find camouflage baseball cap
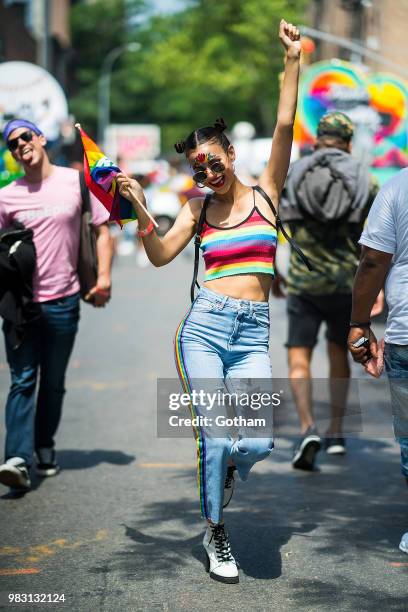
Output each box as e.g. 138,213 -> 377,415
317,111 -> 354,141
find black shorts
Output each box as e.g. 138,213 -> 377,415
286,293 -> 352,348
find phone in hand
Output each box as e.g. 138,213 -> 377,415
352,336 -> 372,360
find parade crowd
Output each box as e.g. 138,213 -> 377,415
0,19 -> 407,586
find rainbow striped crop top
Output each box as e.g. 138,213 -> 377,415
200,195 -> 278,281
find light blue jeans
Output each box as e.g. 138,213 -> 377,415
174,287 -> 274,524
384,343 -> 408,479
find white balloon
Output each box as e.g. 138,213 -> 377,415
0,61 -> 68,141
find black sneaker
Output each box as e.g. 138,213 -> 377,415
292,426 -> 321,471
325,437 -> 346,455
0,458 -> 31,490
36,448 -> 60,477
223,466 -> 236,508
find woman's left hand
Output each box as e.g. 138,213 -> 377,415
279,19 -> 301,58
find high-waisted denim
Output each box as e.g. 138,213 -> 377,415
174,287 -> 274,524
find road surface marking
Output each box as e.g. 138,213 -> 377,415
389,562 -> 408,567
0,530 -> 108,566
0,568 -> 40,576
139,463 -> 195,468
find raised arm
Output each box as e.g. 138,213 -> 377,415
259,19 -> 301,202
116,173 -> 200,266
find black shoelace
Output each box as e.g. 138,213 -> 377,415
211,524 -> 233,562
224,466 -> 235,490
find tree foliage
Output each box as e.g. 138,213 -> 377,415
70,0 -> 308,151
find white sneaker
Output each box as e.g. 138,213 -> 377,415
203,523 -> 239,584
399,532 -> 408,554
0,457 -> 31,490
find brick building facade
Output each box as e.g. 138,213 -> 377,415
0,0 -> 72,88
309,0 -> 408,77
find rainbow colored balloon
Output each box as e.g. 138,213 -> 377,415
76,124 -> 137,226
295,60 -> 408,184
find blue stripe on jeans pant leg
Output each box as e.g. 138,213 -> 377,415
174,310 -> 209,520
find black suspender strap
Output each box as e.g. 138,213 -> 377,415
252,185 -> 313,272
190,194 -> 212,303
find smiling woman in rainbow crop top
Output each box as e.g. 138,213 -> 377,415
116,19 -> 301,585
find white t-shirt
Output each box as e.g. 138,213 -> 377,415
359,168 -> 408,345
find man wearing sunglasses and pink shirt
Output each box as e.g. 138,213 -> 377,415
0,119 -> 113,493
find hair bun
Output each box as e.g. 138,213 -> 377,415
213,117 -> 227,133
174,140 -> 186,154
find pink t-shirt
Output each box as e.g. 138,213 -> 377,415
0,166 -> 109,302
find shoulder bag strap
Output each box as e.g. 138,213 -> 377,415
190,194 -> 212,303
79,171 -> 91,214
253,185 -> 313,272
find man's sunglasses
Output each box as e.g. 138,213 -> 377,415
7,130 -> 34,152
192,160 -> 225,184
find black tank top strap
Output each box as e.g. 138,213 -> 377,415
253,185 -> 313,272
252,185 -> 278,217
197,193 -> 212,236
191,194 -> 212,303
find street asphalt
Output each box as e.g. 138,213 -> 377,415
0,244 -> 407,612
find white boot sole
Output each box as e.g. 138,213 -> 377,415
204,552 -> 239,584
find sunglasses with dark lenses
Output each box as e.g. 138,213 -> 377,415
192,160 -> 225,184
7,130 -> 34,152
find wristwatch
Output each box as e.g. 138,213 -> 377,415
349,321 -> 371,328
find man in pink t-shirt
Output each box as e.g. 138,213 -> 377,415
0,119 -> 113,492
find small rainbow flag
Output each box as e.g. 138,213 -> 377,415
76,124 -> 137,226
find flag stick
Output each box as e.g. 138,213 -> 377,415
128,188 -> 159,228
74,123 -> 158,229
